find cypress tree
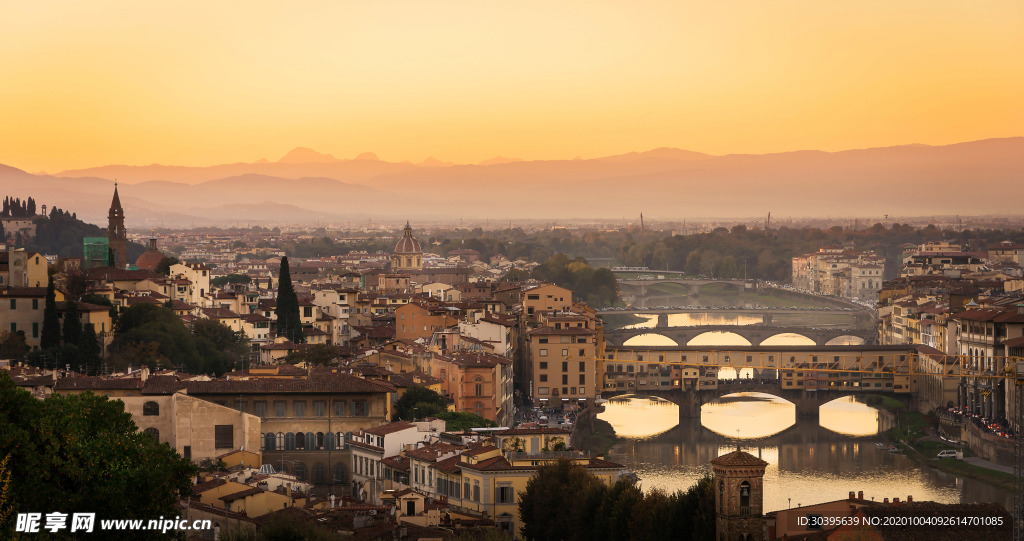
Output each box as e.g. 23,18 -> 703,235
274,256 -> 304,343
62,301 -> 83,346
81,323 -> 102,375
40,277 -> 61,349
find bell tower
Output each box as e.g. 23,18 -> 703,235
710,449 -> 768,541
108,183 -> 127,269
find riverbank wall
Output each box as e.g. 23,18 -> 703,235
938,413 -> 1014,466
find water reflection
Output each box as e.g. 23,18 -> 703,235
760,332 -> 816,346
687,331 -> 751,346
622,333 -> 678,346
702,393 -> 795,438
598,397 -> 1012,512
600,396 -> 679,438
621,314 -> 658,329
668,313 -> 762,326
820,396 -> 880,436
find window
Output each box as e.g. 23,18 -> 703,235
539,362 -> 547,370
294,463 -> 307,481
579,349 -> 585,357
285,432 -> 295,450
294,401 -> 306,417
497,484 -> 513,504
473,481 -> 481,502
274,401 -> 286,417
142,401 -> 159,416
353,400 -> 368,416
235,400 -> 246,413
561,349 -> 569,356
539,337 -> 548,344
538,387 -> 549,395
579,386 -> 586,394
464,480 -> 471,499
263,433 -> 275,450
253,401 -> 267,417
314,464 -> 326,484
540,374 -> 548,382
579,361 -> 585,371
183,446 -> 191,459
32,299 -> 38,310
335,463 -> 346,483
539,349 -> 548,357
144,427 -> 159,441
562,375 -> 568,385
214,425 -> 233,449
579,374 -> 585,384
9,299 -> 15,309
562,362 -> 568,372
334,400 -> 347,416
295,432 -> 306,450
314,401 -> 326,417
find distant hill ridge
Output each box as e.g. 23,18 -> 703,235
0,137 -> 1018,225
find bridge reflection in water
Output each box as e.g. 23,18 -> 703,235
598,396 -> 1011,513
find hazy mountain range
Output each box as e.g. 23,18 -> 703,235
1,137 -> 1021,228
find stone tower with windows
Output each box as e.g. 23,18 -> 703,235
710,449 -> 768,541
108,183 -> 127,269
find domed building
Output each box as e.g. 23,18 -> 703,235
392,222 -> 423,271
135,237 -> 166,271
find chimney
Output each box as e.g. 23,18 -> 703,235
883,498 -> 889,504
858,491 -> 864,500
907,495 -> 913,502
893,497 -> 900,504
849,491 -> 855,500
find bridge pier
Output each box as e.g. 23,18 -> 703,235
793,395 -> 820,421
657,313 -> 669,327
679,389 -> 706,418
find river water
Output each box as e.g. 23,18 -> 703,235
597,320 -> 1012,512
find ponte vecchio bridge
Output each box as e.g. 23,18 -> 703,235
603,324 -> 874,348
594,344 -> 1017,420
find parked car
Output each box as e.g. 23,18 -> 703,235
937,450 -> 960,459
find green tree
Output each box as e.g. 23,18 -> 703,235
81,323 -> 102,375
275,256 -> 304,343
519,460 -> 606,541
393,387 -> 449,421
0,372 -> 196,540
283,344 -> 343,366
112,304 -> 206,373
0,331 -> 28,359
40,276 -> 61,349
193,318 -> 250,374
155,255 -> 180,276
212,273 -> 253,288
62,300 -> 83,346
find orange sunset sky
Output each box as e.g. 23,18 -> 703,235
2,1 -> 1021,173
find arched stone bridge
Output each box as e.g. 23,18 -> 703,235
603,325 -> 874,347
605,383 -> 909,419
616,278 -> 752,297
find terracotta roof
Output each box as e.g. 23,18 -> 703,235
55,377 -> 144,391
365,420 -> 416,436
461,445 -> 499,457
142,375 -> 187,395
447,351 -> 512,368
184,373 -> 395,394
405,442 -> 464,462
219,487 -> 263,502
1004,336 -> 1024,348
192,478 -> 228,494
528,327 -> 595,336
709,450 -> 769,468
381,455 -> 410,472
0,287 -> 47,298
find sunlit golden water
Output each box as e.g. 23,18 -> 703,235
599,329 -> 1011,511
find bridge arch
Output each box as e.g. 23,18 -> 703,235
825,335 -> 866,346
686,331 -> 752,346
622,333 -> 679,346
759,333 -> 816,346
701,391 -> 796,438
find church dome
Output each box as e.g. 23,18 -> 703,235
394,222 -> 422,255
135,238 -> 165,270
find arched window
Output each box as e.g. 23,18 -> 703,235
285,433 -> 295,451
264,433 -> 276,451
295,432 -> 306,450
294,462 -> 307,481
144,427 -> 159,441
325,432 -> 335,451
313,464 -> 326,484
316,432 -> 325,450
739,481 -> 751,508
306,432 -> 315,450
276,432 -> 285,450
143,401 -> 159,416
